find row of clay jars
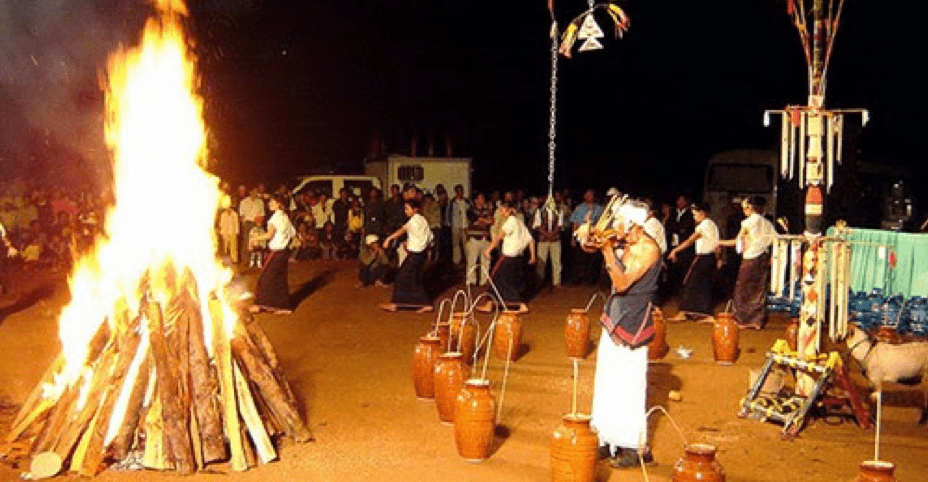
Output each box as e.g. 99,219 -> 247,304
450,313 -> 478,365
564,307 -> 669,361
712,313 -> 739,365
493,311 -> 522,361
453,379 -> 497,462
550,414 -> 598,482
434,352 -> 467,424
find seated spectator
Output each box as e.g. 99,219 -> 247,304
293,222 -> 321,260
319,221 -> 338,260
358,234 -> 390,287
248,216 -> 268,268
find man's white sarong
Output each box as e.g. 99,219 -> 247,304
590,328 -> 648,451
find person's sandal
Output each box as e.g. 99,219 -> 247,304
609,449 -> 654,469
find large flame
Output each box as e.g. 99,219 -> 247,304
54,0 -> 234,392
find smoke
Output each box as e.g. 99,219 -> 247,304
0,0 -> 254,189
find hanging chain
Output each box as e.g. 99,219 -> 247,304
547,22 -> 559,200
587,0 -> 595,9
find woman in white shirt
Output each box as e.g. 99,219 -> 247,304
250,194 -> 297,315
380,198 -> 434,313
476,201 -> 536,314
717,196 -> 775,329
668,202 -> 719,321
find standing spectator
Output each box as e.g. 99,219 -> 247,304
717,196 -> 775,330
436,185 -> 452,263
239,188 -> 266,264
476,201 -> 535,314
421,193 -> 441,261
358,234 -> 390,287
249,195 -> 296,315
668,203 -> 719,321
332,188 -> 351,240
248,217 -> 268,268
218,196 -> 240,264
364,187 -> 385,237
533,196 -> 565,288
464,193 -> 494,286
312,192 -> 334,237
384,184 -> 406,235
346,197 -> 365,257
448,184 -> 470,265
666,193 -> 695,294
380,199 -> 434,313
0,220 -> 18,295
569,189 -> 604,285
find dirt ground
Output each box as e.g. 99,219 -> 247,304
1,260 -> 927,482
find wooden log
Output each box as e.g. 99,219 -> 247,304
74,329 -> 144,475
184,295 -> 225,463
141,392 -> 172,470
109,356 -> 152,461
30,382 -> 80,453
244,318 -> 299,407
7,354 -> 65,443
233,361 -> 277,464
231,331 -> 312,442
146,300 -> 195,474
208,298 -> 248,472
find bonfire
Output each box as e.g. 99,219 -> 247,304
1,0 -> 309,476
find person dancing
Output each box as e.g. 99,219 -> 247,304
668,202 -> 720,322
380,199 -> 434,313
718,196 -> 775,329
476,201 -> 535,314
250,194 -> 296,315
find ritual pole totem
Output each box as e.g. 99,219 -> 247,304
764,0 -> 868,395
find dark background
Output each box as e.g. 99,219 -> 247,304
1,0 -> 925,220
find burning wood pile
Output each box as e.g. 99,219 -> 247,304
1,0 -> 309,476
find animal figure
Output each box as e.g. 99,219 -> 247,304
845,324 -> 928,424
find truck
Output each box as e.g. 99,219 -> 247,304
364,154 -> 473,197
701,149 -> 779,238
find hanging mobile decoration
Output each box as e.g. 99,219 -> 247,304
558,2 -> 630,58
545,0 -> 560,203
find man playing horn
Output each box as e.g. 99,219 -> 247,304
585,200 -> 660,468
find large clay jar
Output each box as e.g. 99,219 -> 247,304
851,461 -> 897,482
550,414 -> 598,482
450,313 -> 478,365
785,318 -> 800,351
454,379 -> 496,462
413,335 -> 442,400
494,311 -> 523,361
433,352 -> 467,425
435,322 -> 452,352
648,307 -> 670,361
712,313 -> 739,365
565,309 -> 591,359
672,443 -> 726,482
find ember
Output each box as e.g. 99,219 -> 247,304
2,0 -> 309,475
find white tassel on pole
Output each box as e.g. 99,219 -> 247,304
835,114 -> 844,164
788,112 -> 797,181
826,115 -> 835,192
799,110 -> 807,187
780,113 -> 790,178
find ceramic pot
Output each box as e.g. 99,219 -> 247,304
851,461 -> 896,482
648,307 -> 670,361
493,311 -> 522,361
785,318 -> 800,351
550,414 -> 598,482
433,352 -> 467,424
435,322 -> 451,353
712,313 -> 739,365
450,313 -> 478,365
413,335 -> 442,400
565,309 -> 591,359
454,379 -> 496,462
672,443 -> 726,482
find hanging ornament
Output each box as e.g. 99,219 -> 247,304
559,3 -> 629,58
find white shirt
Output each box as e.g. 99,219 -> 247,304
532,206 -> 564,232
238,197 -> 265,223
312,202 -> 334,229
267,210 -> 296,251
740,213 -> 775,259
694,218 -> 719,255
501,215 -> 532,257
404,213 -> 433,253
219,209 -> 239,236
643,217 -> 667,254
451,198 -> 470,229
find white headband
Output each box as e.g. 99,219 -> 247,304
617,202 -> 648,228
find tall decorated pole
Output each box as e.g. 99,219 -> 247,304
765,0 -> 868,394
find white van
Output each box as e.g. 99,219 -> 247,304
290,175 -> 382,200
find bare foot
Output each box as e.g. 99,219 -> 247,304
379,303 -> 398,312
475,302 -> 494,313
416,306 -> 434,314
248,305 -> 263,314
513,303 -> 529,314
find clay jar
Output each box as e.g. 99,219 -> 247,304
851,461 -> 897,482
412,335 -> 442,400
433,352 -> 467,424
672,443 -> 726,482
712,313 -> 740,365
785,318 -> 800,351
550,414 -> 598,482
494,311 -> 522,361
648,307 -> 670,361
435,322 -> 452,352
450,313 -> 478,365
454,379 -> 496,462
565,309 -> 591,359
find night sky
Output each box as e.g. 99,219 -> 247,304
2,0 -> 925,209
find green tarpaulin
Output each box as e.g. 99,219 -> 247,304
828,227 -> 928,298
